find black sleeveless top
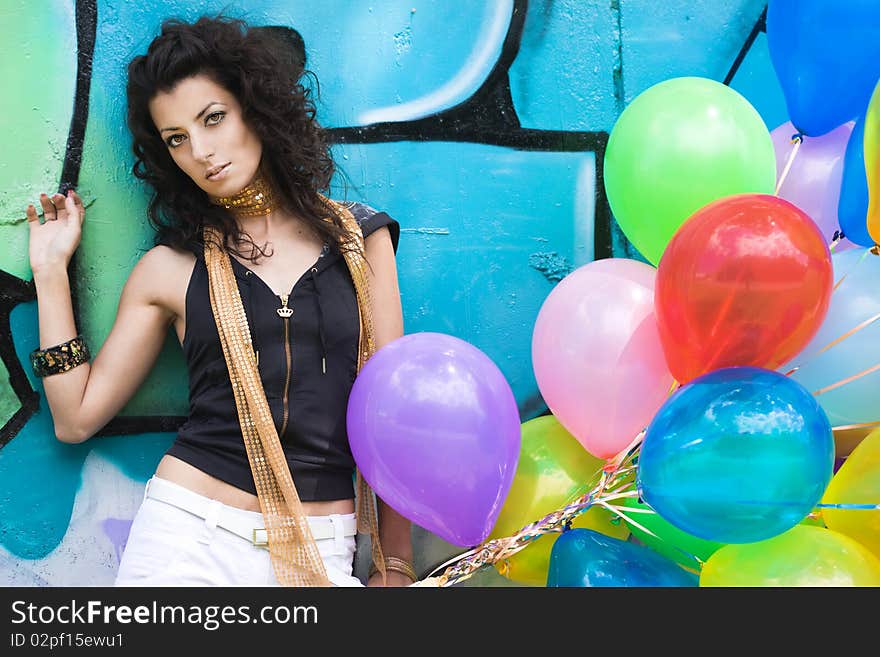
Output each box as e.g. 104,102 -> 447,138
165,203 -> 400,501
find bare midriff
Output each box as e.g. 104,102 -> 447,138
154,454 -> 355,516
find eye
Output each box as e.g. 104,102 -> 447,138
205,111 -> 225,126
165,134 -> 186,148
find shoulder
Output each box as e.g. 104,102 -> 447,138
337,200 -> 400,254
135,244 -> 197,274
126,244 -> 196,304
340,200 -> 381,224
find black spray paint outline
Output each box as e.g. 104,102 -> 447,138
0,0 -> 98,448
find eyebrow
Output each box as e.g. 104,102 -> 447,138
159,102 -> 226,133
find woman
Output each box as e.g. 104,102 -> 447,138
25,15 -> 414,587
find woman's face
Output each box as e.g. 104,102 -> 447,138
149,74 -> 263,198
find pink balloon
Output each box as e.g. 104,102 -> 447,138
531,258 -> 673,459
771,120 -> 858,252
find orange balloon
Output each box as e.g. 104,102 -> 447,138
655,193 -> 833,384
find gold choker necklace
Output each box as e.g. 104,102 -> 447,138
210,174 -> 276,218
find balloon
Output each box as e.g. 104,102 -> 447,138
637,367 -> 835,544
822,427 -> 880,558
700,525 -> 880,587
489,415 -> 629,586
839,114 -> 873,246
620,497 -> 724,571
532,258 -> 674,459
866,81 -> 880,245
766,0 -> 880,137
603,76 -> 775,265
770,120 -> 856,249
622,495 -> 821,571
839,81 -> 880,247
786,248 -> 880,426
346,332 -> 520,547
547,529 -> 698,587
655,193 -> 833,384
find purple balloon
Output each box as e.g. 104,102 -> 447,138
346,332 -> 521,547
771,120 -> 858,252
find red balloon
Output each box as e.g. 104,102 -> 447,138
655,193 -> 833,384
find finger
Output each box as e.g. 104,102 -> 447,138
70,190 -> 85,224
39,194 -> 56,221
25,204 -> 40,226
63,191 -> 81,225
51,193 -> 68,221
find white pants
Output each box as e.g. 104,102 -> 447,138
114,476 -> 363,587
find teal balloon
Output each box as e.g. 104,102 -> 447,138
547,529 -> 698,587
787,248 -> 880,425
637,367 -> 834,544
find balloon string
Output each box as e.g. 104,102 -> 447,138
815,502 -> 880,510
419,439 -> 643,587
815,312 -> 880,355
812,361 -> 880,396
831,245 -> 872,293
775,133 -> 803,195
416,458 -> 879,587
419,415 -> 876,587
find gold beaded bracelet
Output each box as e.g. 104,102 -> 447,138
370,556 -> 417,582
29,335 -> 91,378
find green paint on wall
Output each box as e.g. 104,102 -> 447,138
0,356 -> 20,428
0,1 -> 76,279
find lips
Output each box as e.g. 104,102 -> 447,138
206,163 -> 230,179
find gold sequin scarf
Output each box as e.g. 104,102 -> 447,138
203,196 -> 384,587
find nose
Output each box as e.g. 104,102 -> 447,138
188,131 -> 215,163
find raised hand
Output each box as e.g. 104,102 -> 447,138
25,190 -> 85,276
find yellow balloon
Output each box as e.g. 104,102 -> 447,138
822,426 -> 880,558
489,415 -> 629,586
700,525 -> 880,586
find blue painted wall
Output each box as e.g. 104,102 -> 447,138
0,0 -> 785,585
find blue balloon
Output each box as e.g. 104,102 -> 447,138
786,247 -> 880,423
838,115 -> 873,246
767,0 -> 880,137
546,529 -> 698,587
637,367 -> 834,544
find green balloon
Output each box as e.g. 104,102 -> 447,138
700,525 -> 880,586
621,496 -> 724,571
604,76 -> 776,265
621,498 -> 821,572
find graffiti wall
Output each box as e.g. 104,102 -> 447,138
0,0 -> 782,586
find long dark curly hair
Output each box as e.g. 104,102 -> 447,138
126,14 -> 352,261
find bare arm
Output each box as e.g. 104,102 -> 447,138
362,225 -> 414,586
27,191 -> 177,443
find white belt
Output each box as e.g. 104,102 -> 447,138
144,476 -> 357,548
